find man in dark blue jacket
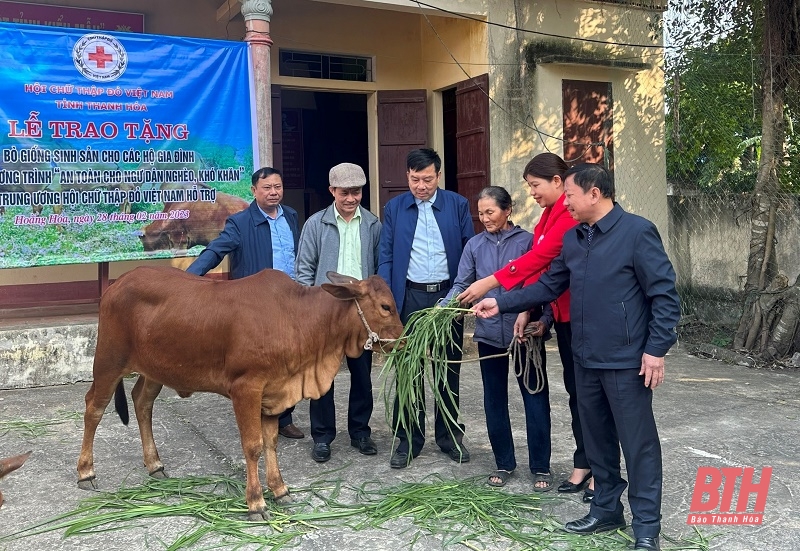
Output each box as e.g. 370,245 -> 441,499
186,166 -> 304,439
473,163 -> 680,551
378,148 -> 474,469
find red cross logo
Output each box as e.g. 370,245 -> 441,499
87,46 -> 113,68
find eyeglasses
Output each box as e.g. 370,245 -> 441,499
258,184 -> 283,191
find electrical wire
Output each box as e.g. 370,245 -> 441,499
413,1 -> 607,159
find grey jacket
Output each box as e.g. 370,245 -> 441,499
295,204 -> 382,286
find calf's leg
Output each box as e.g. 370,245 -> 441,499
131,376 -> 167,477
230,389 -> 268,520
77,376 -> 122,489
261,412 -> 290,503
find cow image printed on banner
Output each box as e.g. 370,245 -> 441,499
687,466 -> 772,525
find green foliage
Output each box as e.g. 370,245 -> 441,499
711,332 -> 734,348
666,0 -> 800,194
665,35 -> 762,190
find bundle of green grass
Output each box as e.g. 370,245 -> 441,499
379,300 -> 472,445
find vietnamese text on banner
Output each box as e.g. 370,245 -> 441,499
0,22 -> 255,268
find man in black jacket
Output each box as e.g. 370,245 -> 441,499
473,163 -> 680,551
186,166 -> 304,439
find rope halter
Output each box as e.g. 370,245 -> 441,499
354,299 -> 400,350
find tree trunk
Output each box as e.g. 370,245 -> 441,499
734,0 -> 792,352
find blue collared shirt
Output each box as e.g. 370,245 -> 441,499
407,190 -> 450,283
260,204 -> 296,279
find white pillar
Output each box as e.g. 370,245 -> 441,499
241,0 -> 273,167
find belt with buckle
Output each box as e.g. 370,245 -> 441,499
406,279 -> 451,293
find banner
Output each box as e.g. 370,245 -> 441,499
0,22 -> 254,268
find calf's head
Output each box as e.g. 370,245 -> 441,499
322,272 -> 403,354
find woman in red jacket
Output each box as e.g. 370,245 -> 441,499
458,153 -> 593,499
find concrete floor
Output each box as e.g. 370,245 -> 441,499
0,342 -> 798,550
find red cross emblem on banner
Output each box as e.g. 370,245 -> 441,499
87,46 -> 113,68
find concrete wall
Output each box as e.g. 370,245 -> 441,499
0,322 -> 96,388
668,194 -> 800,324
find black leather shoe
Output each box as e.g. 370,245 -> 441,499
279,423 -> 305,439
558,471 -> 592,493
563,513 -> 626,534
350,436 -> 377,455
311,442 -> 331,463
390,449 -> 415,469
582,488 -> 595,503
634,537 -> 660,550
446,445 -> 470,463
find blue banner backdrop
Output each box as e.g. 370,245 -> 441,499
0,22 -> 255,268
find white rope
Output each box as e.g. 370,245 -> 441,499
353,299 -> 401,350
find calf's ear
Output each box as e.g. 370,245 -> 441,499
321,282 -> 358,300
326,271 -> 360,285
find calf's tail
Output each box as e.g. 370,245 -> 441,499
114,380 -> 130,426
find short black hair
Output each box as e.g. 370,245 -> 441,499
477,186 -> 513,211
407,148 -> 441,173
251,167 -> 282,185
564,163 -> 614,201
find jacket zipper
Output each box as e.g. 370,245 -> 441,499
621,301 -> 631,345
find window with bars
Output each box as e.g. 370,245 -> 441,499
278,50 -> 373,82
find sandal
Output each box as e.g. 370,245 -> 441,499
533,472 -> 553,493
487,469 -> 514,487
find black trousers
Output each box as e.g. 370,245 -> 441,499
554,321 -> 589,470
309,350 -> 373,444
576,363 -> 662,538
278,408 -> 294,428
392,286 -> 464,455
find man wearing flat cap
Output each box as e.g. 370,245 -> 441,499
295,162 -> 382,462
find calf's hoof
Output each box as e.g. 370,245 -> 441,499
149,466 -> 168,479
247,508 -> 269,521
77,476 -> 98,490
274,492 -> 294,505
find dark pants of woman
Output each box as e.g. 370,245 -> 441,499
478,341 -> 550,474
554,321 -> 590,470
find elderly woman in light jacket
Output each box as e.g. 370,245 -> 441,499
443,186 -> 553,490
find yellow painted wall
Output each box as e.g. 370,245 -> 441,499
486,0 -> 667,235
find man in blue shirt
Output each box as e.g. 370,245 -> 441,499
378,148 -> 475,468
473,163 -> 680,551
186,166 -> 304,439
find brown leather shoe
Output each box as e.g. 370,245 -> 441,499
278,423 -> 305,439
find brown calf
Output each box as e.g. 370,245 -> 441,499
0,451 -> 32,509
77,267 -> 402,520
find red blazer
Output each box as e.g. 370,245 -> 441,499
494,193 -> 576,322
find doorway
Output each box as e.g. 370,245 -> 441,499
441,73 -> 490,234
277,89 -> 369,223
